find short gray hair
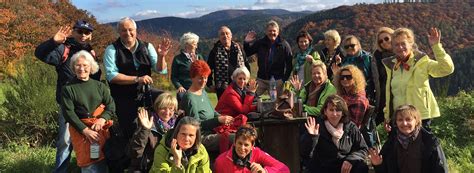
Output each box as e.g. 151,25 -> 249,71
117,17 -> 137,31
266,20 -> 279,30
69,50 -> 99,74
231,67 -> 250,81
179,32 -> 199,50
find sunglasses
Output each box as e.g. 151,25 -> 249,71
341,75 -> 353,80
343,44 -> 356,50
378,37 -> 390,44
75,29 -> 92,35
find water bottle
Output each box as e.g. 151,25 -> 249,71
297,98 -> 303,117
257,98 -> 263,113
269,76 -> 277,102
90,142 -> 100,159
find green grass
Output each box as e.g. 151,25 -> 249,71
0,143 -> 55,173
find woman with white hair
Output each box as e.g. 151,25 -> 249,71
215,67 -> 258,117
61,50 -> 115,172
171,32 -> 204,103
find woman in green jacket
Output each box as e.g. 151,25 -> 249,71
382,27 -> 454,131
290,61 -> 336,116
291,31 -> 321,85
150,116 -> 211,173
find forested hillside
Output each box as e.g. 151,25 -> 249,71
0,0 -> 116,77
282,1 -> 474,95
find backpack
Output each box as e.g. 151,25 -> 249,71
61,44 -> 97,63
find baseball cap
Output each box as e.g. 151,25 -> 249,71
73,20 -> 94,32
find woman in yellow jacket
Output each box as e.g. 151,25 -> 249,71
382,27 -> 454,130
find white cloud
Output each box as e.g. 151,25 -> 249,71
255,0 -> 280,5
132,10 -> 162,21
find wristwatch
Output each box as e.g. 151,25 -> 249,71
134,76 -> 139,83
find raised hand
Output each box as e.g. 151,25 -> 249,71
138,107 -> 154,130
305,55 -> 314,62
368,148 -> 383,166
289,75 -> 302,91
157,38 -> 172,57
427,27 -> 441,46
305,117 -> 320,135
247,79 -> 258,93
341,160 -> 353,173
177,87 -> 186,93
245,31 -> 257,42
53,26 -> 72,44
170,138 -> 183,167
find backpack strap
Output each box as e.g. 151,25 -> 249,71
62,44 -> 71,63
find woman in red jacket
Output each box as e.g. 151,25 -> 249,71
215,67 -> 257,117
214,125 -> 290,173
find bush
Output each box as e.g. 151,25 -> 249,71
0,56 -> 58,147
432,91 -> 474,172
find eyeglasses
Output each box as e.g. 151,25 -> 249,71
343,44 -> 356,50
75,29 -> 92,35
378,37 -> 390,44
341,75 -> 353,80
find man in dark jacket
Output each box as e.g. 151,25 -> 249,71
34,20 -> 100,173
244,20 -> 293,96
207,26 -> 250,99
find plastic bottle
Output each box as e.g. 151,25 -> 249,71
269,76 -> 277,102
90,142 -> 100,159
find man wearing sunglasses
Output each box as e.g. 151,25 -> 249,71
34,19 -> 100,173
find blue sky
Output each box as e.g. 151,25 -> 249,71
71,0 -> 381,23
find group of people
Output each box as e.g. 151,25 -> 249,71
35,16 -> 453,173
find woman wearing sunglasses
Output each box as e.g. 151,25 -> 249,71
214,125 -> 290,173
382,27 -> 454,131
372,27 -> 395,125
334,36 -> 379,111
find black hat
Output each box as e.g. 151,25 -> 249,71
73,20 -> 94,31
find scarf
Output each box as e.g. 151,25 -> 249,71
152,112 -> 176,134
232,146 -> 252,169
324,120 -> 344,148
232,82 -> 246,103
307,81 -> 325,107
396,126 -> 421,149
214,41 -> 245,88
394,58 -> 410,71
294,46 -> 313,72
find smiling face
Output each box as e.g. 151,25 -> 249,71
185,41 -> 198,54
234,73 -> 248,89
118,20 -> 137,46
311,66 -> 327,87
158,106 -> 175,123
176,124 -> 197,150
392,34 -> 413,60
234,136 -> 253,159
298,37 -> 310,51
324,37 -> 337,49
74,57 -> 91,81
219,27 -> 232,48
324,103 -> 343,127
340,70 -> 354,90
395,112 -> 418,136
266,26 -> 279,42
72,29 -> 92,44
344,38 -> 360,56
378,32 -> 392,51
191,75 -> 208,89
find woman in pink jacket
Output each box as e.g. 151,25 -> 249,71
214,125 -> 290,173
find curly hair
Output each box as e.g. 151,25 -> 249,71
333,65 -> 366,95
323,29 -> 341,46
70,50 -> 99,74
374,27 -> 394,52
190,60 -> 211,78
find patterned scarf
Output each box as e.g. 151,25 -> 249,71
324,120 -> 344,148
214,41 -> 245,88
294,46 -> 313,72
397,126 -> 421,149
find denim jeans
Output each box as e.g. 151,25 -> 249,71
81,160 -> 108,173
53,108 -> 73,173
